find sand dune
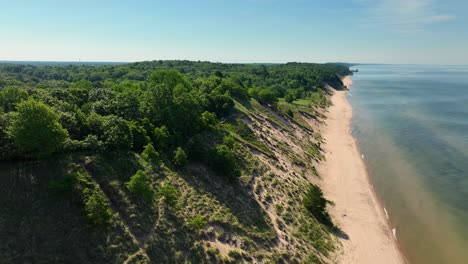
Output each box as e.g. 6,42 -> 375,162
319,76 -> 406,264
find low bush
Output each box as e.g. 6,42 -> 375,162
186,215 -> 207,231
157,184 -> 178,207
173,147 -> 187,167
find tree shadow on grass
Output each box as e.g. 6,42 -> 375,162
0,158 -> 139,263
82,152 -> 158,243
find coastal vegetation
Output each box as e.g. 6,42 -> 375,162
0,60 -> 350,263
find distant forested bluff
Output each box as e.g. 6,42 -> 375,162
0,61 -> 350,263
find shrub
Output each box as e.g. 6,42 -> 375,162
210,144 -> 240,180
126,170 -> 154,203
186,215 -> 207,231
284,93 -> 294,103
173,147 -> 187,167
157,184 -> 178,207
141,143 -> 159,163
228,250 -> 242,259
303,184 -> 332,225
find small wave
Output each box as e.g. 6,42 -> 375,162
384,207 -> 389,219
361,154 -> 364,159
392,228 -> 397,239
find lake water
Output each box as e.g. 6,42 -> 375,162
348,65 -> 468,264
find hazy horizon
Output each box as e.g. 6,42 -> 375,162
1,60 -> 468,67
1,0 -> 467,65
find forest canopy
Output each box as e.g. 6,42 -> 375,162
0,60 -> 350,163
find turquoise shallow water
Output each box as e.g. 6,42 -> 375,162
348,65 -> 468,264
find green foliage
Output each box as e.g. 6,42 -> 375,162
173,147 -> 188,167
228,250 -> 242,259
141,143 -> 160,163
0,61 -> 351,262
210,144 -> 240,180
186,215 -> 207,231
0,86 -> 28,112
100,115 -> 133,150
284,92 -> 295,103
126,170 -> 154,203
49,171 -> 113,227
248,87 -> 278,104
0,61 -> 349,160
129,121 -> 150,151
8,98 -> 68,157
206,90 -> 235,117
149,69 -> 191,90
157,184 -> 178,207
153,125 -> 171,150
84,188 -> 114,227
305,253 -> 322,264
48,173 -> 79,196
303,184 -> 332,225
200,111 -> 218,129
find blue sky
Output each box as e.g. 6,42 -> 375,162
1,0 -> 467,64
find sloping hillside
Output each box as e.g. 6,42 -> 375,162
0,61 -> 350,263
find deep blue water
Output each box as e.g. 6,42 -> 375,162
349,65 -> 468,264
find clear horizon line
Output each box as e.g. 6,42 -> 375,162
0,59 -> 467,66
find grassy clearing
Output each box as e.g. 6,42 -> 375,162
277,98 -> 318,131
221,119 -> 274,158
248,99 -> 291,131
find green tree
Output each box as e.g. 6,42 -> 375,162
8,98 -> 68,157
84,188 -> 113,226
214,70 -> 223,80
129,121 -> 150,151
173,147 -> 187,167
126,170 -> 154,203
110,92 -> 141,120
149,69 -> 191,91
210,144 -> 240,180
257,88 -> 278,104
153,125 -> 171,150
0,86 -> 28,112
141,143 -> 159,163
303,184 -> 332,225
284,92 -> 295,103
200,111 -> 218,129
100,115 -> 133,150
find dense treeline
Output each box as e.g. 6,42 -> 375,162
0,60 -> 349,165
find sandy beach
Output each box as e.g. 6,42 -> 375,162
319,76 -> 406,264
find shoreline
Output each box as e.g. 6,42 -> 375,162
319,76 -> 406,264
